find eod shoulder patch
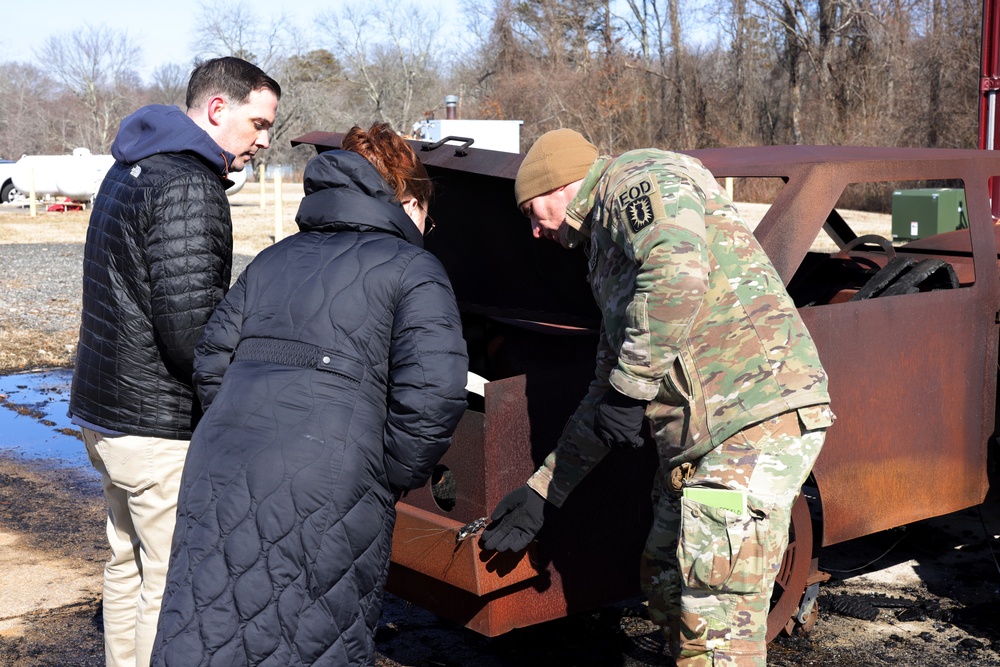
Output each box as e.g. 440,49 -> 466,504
615,172 -> 669,236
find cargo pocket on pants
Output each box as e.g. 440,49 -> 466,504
677,495 -> 771,594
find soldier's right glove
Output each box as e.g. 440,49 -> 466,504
479,485 -> 547,552
594,387 -> 648,448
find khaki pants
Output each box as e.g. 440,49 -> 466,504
83,428 -> 189,667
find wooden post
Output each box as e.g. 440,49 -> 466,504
259,164 -> 266,210
726,177 -> 734,201
29,167 -> 36,218
274,170 -> 282,242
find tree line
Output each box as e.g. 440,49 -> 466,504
0,0 -> 984,173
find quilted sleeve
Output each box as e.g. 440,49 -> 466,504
193,269 -> 247,410
383,251 -> 469,492
147,171 -> 233,383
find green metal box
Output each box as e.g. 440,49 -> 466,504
891,188 -> 968,240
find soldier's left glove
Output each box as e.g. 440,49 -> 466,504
594,388 -> 648,448
479,485 -> 547,552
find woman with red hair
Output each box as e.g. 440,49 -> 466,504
153,123 -> 468,667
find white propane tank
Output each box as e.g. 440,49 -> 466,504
12,149 -> 114,201
13,149 -> 249,200
226,164 -> 248,195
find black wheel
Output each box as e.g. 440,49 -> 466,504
1,180 -> 20,203
766,492 -> 813,643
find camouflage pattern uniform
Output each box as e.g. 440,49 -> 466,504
525,149 -> 834,666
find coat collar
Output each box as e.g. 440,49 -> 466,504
294,150 -> 423,248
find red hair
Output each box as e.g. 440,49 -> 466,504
341,123 -> 433,207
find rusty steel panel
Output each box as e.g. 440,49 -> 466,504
687,145 -> 1000,546
390,503 -> 542,596
902,223 -> 1000,258
801,291 -> 991,544
392,371 -> 657,636
685,145 -> 1000,284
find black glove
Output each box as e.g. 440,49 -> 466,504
594,388 -> 648,448
479,485 -> 547,552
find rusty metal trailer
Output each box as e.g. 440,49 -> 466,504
292,131 -> 1000,640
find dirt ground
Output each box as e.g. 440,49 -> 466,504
2,188 -> 1000,665
1,437 -> 998,667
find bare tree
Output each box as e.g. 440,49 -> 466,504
191,0 -> 292,71
265,49 -> 355,168
0,0 -> 984,172
618,0 -> 670,143
719,0 -> 768,141
319,0 -> 447,132
460,0 -> 615,146
512,0 -> 606,66
616,0 -> 695,146
149,63 -> 188,107
35,23 -> 143,153
0,62 -> 62,157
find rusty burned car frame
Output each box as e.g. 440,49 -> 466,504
291,132 -> 1000,641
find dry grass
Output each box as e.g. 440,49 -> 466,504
0,328 -> 78,372
0,211 -> 90,244
0,183 -> 304,254
738,202 -> 892,253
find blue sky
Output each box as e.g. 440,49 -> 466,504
1,0 -> 467,83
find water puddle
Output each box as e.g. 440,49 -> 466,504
0,368 -> 94,474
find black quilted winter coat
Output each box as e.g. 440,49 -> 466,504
152,150 -> 469,666
70,104 -> 235,438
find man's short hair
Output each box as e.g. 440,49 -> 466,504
186,56 -> 281,110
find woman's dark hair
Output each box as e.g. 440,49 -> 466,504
342,123 -> 433,207
186,56 -> 282,110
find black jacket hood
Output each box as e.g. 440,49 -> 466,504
295,150 -> 423,248
111,104 -> 236,178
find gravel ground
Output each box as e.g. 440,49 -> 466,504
0,244 -> 82,334
0,242 -> 255,372
0,186 -> 280,372
0,243 -> 254,340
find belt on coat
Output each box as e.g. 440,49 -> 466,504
233,337 -> 366,382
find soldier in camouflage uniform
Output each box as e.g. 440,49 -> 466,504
479,129 -> 834,666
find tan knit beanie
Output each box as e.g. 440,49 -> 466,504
515,129 -> 598,207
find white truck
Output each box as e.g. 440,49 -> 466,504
0,159 -> 20,203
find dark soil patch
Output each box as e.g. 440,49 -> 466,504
0,458 -> 104,563
0,599 -> 104,667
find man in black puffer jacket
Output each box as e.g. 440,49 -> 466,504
69,57 -> 280,667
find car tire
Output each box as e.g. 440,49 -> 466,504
2,180 -> 21,203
